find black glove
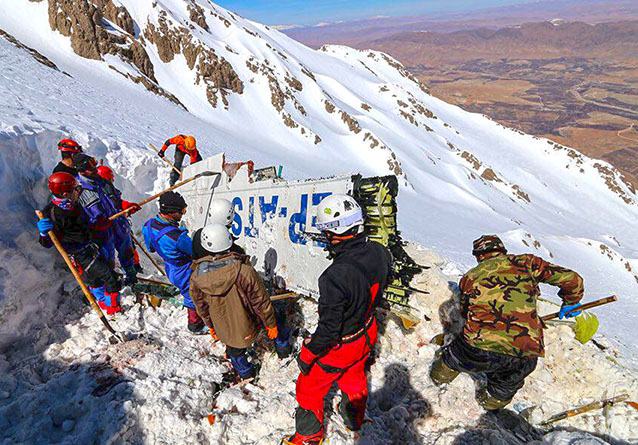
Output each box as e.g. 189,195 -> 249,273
157,151 -> 165,158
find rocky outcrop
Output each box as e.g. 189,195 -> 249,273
47,0 -> 156,85
0,29 -> 61,72
144,9 -> 243,109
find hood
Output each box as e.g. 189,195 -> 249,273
192,253 -> 242,296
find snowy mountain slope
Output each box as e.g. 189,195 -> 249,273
1,0 -> 638,360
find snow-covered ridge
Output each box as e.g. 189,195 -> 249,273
0,1 -> 638,443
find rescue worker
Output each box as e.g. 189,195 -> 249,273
430,235 -> 584,411
157,134 -> 201,186
191,198 -> 245,260
53,138 -> 83,176
190,223 -> 289,381
142,191 -> 205,333
97,165 -> 143,273
37,172 -> 122,314
73,154 -> 139,286
284,194 -> 393,445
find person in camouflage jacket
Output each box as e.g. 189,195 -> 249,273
430,235 -> 584,410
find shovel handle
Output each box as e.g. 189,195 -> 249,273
150,143 -> 183,178
541,295 -> 617,322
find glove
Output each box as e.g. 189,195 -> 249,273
121,201 -> 141,215
296,343 -> 319,376
210,327 -> 218,341
559,303 -> 582,319
157,151 -> 165,158
37,218 -> 54,236
266,325 -> 278,340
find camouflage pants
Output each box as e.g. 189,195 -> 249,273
442,337 -> 537,401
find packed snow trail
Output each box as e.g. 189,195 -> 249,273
1,246 -> 637,444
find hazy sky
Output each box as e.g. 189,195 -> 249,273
215,0 -> 536,26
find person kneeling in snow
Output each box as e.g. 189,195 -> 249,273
430,235 -> 584,411
73,154 -> 140,288
190,223 -> 290,381
38,172 -> 122,314
97,165 -> 143,273
284,194 -> 393,445
142,191 -> 204,333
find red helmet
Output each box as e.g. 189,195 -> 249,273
48,172 -> 79,196
97,165 -> 114,182
57,139 -> 83,154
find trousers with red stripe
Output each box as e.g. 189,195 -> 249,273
295,317 -> 377,437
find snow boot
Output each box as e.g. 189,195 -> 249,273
104,291 -> 122,315
281,432 -> 324,445
230,352 -> 255,380
275,341 -> 293,359
123,265 -> 138,286
430,356 -> 459,386
477,387 -> 512,412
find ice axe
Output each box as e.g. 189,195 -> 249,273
541,295 -> 617,343
540,394 -> 630,426
35,210 -> 124,344
108,170 -> 219,221
149,143 -> 183,179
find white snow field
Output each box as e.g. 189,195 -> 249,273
0,0 -> 637,443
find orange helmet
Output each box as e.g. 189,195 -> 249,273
97,166 -> 115,182
184,136 -> 196,150
57,139 -> 83,154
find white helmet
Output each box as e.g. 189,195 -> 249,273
316,194 -> 364,235
208,198 -> 235,227
200,223 -> 233,253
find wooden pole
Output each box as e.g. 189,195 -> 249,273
541,296 -> 617,322
35,210 -> 122,342
108,170 -> 219,221
130,232 -> 166,277
149,143 -> 183,178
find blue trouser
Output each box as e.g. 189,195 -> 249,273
114,231 -> 135,269
166,262 -> 193,308
274,302 -> 291,348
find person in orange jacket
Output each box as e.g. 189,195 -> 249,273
157,135 -> 202,185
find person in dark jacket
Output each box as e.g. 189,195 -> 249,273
37,172 -> 122,314
74,154 -> 139,286
190,223 -> 290,380
284,194 -> 393,445
142,191 -> 205,333
52,138 -> 83,176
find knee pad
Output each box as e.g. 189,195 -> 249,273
430,357 -> 460,386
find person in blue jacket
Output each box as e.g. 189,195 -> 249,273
73,154 -> 139,287
142,191 -> 205,333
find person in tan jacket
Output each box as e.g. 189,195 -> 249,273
190,223 -> 290,379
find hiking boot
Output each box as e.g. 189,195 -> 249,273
477,387 -> 512,412
430,356 -> 460,386
275,342 -> 293,359
188,321 -> 206,334
106,304 -> 122,315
